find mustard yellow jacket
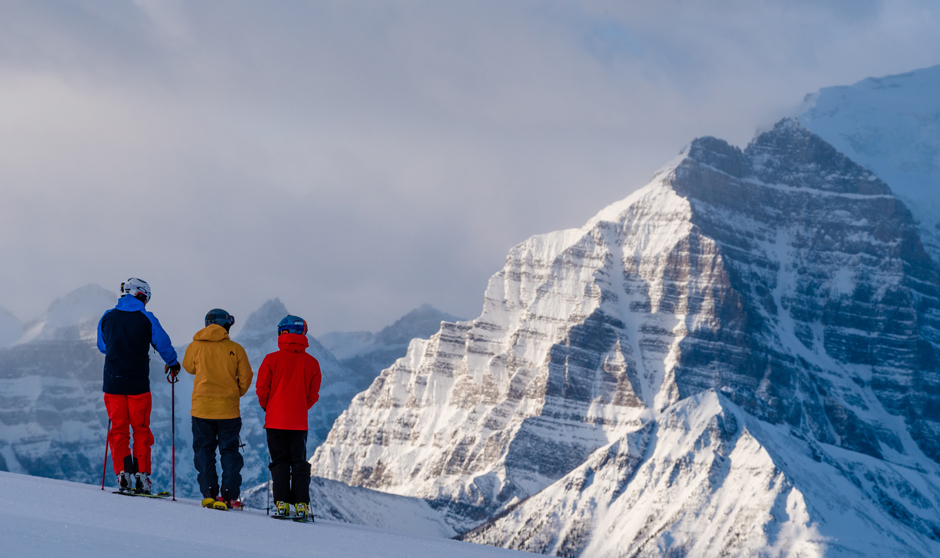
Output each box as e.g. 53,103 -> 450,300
182,324 -> 253,420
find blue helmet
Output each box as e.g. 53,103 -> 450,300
205,308 -> 235,329
278,315 -> 308,336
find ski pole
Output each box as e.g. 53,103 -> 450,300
101,419 -> 112,490
266,453 -> 272,516
171,373 -> 176,501
167,366 -> 179,501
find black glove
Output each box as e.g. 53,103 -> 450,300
165,363 -> 181,383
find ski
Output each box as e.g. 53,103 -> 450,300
271,514 -> 315,523
113,490 -> 171,499
204,500 -> 244,511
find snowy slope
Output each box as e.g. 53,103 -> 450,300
0,471 -> 534,558
242,475 -> 457,537
799,64 -> 940,261
464,390 -> 940,557
312,119 -> 940,555
0,305 -> 21,348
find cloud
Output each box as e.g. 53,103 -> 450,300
0,0 -> 938,339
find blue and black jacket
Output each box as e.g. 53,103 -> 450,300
97,296 -> 178,395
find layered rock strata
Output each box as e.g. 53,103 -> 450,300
312,119 -> 940,553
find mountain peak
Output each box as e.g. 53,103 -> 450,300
683,118 -> 891,196
236,298 -> 289,339
18,284 -> 116,344
746,118 -> 891,195
799,63 -> 940,262
374,304 -> 462,346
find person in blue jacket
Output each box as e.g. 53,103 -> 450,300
97,277 -> 180,494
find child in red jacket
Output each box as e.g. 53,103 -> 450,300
256,315 -> 322,519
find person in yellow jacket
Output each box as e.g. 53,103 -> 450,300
181,308 -> 253,509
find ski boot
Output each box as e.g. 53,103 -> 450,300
117,471 -> 133,492
134,472 -> 153,495
223,499 -> 244,511
294,503 -> 310,519
219,487 -> 243,511
274,501 -> 290,517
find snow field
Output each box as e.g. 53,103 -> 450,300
0,471 -> 534,558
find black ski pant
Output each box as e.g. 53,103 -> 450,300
192,416 -> 243,501
266,428 -> 310,505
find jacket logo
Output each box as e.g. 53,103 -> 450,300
230,351 -> 235,356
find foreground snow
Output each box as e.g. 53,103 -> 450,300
0,472 -> 533,558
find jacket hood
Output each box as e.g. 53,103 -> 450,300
193,324 -> 230,342
116,296 -> 146,312
277,332 -> 309,352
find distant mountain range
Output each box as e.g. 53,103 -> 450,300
320,304 -> 463,392
0,288 -> 457,500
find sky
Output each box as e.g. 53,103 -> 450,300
0,0 -> 939,340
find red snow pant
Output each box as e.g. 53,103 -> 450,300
104,392 -> 154,475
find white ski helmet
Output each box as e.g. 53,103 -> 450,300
121,277 -> 151,304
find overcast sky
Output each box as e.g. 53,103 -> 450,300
1,0 -> 939,340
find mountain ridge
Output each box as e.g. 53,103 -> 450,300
310,117 -> 940,555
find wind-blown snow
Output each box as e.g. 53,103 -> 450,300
0,471 -> 534,558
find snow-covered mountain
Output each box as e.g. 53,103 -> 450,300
799,64 -> 940,263
0,305 -> 21,348
311,119 -> 940,555
463,390 -> 940,557
0,285 -> 114,481
16,284 -> 115,345
320,304 -> 462,395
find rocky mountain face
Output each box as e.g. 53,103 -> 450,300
799,64 -> 940,263
320,304 -> 463,397
311,119 -> 940,555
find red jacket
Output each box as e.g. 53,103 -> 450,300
256,333 -> 322,431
